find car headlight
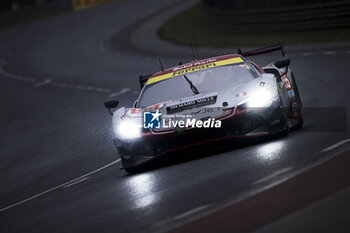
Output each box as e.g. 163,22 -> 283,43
248,89 -> 273,108
116,120 -> 141,140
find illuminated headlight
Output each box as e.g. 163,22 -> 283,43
116,120 -> 141,140
248,89 -> 273,108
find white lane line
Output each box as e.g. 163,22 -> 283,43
253,167 -> 294,185
96,87 -> 111,93
0,58 -> 130,97
323,51 -> 336,55
157,205 -> 210,227
0,66 -> 36,83
54,83 -> 68,88
52,82 -> 60,87
321,138 -> 350,152
0,159 -> 121,213
172,205 -> 209,221
301,52 -> 313,56
62,177 -> 90,188
34,78 -> 52,87
110,87 -> 131,97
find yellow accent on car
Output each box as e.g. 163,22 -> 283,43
146,57 -> 244,85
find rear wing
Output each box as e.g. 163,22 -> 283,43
238,43 -> 285,57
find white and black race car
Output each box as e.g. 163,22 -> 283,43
104,44 -> 303,173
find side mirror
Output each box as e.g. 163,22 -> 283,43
274,58 -> 290,69
104,100 -> 119,115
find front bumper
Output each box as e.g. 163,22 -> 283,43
116,106 -> 285,169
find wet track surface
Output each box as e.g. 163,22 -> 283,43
1,0 -> 350,232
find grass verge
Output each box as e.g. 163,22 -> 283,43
158,3 -> 350,47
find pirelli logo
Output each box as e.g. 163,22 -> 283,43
172,63 -> 216,77
147,57 -> 244,85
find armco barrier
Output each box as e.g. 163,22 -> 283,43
201,1 -> 350,32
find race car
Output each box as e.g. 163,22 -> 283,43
104,44 -> 303,173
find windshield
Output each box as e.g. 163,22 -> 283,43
138,64 -> 256,107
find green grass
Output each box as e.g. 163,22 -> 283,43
158,3 -> 350,47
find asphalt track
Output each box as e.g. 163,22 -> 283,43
0,0 -> 350,232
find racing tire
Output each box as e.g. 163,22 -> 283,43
277,93 -> 289,137
124,167 -> 140,174
292,105 -> 304,130
278,110 -> 289,137
267,93 -> 289,138
290,72 -> 302,107
290,72 -> 304,129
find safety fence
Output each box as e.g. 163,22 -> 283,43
201,1 -> 350,32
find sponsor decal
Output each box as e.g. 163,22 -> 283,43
173,58 -> 217,71
172,63 -> 216,77
166,96 -> 217,114
124,108 -> 142,118
146,57 -> 244,85
125,101 -> 169,118
235,91 -> 247,97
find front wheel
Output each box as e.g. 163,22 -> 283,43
124,166 -> 140,174
268,93 -> 289,137
292,104 -> 303,130
277,91 -> 289,136
290,72 -> 304,130
278,107 -> 289,137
